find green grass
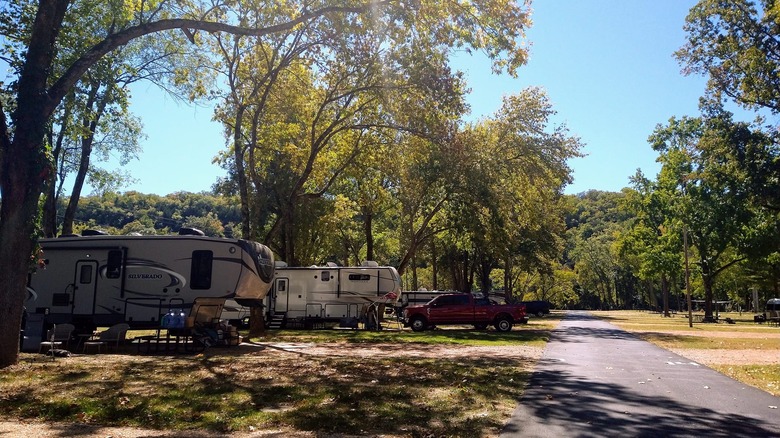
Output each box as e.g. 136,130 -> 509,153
254,326 -> 551,347
711,364 -> 780,396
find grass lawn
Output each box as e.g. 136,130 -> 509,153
0,318 -> 557,437
592,310 -> 780,396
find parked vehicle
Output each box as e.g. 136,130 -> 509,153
25,229 -> 275,331
402,293 -> 527,332
221,261 -> 402,328
521,300 -> 551,317
396,290 -> 451,307
766,298 -> 780,324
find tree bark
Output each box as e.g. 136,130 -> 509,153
0,0 -> 69,369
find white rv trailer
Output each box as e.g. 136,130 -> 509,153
257,261 -> 401,328
25,229 -> 275,330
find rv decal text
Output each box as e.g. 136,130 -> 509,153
128,273 -> 165,280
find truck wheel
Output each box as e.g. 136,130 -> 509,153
473,323 -> 488,330
410,316 -> 427,332
495,317 -> 513,332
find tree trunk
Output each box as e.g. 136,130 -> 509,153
701,260 -> 715,322
233,106 -> 252,239
0,0 -> 69,369
661,275 -> 670,317
364,209 -> 374,261
62,81 -> 109,235
431,239 -> 438,290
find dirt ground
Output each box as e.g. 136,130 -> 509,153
637,330 -> 780,366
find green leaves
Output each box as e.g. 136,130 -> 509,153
677,0 -> 780,113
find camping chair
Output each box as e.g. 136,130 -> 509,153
82,323 -> 130,353
38,323 -> 75,353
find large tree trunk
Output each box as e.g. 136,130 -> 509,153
0,0 -> 69,369
701,260 -> 715,322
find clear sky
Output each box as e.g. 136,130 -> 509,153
102,0 -> 728,196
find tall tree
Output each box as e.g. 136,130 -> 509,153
677,0 -> 780,114
650,114 -> 767,321
0,0 -> 392,368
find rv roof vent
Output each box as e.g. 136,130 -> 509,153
275,261 -> 288,268
361,260 -> 379,267
178,227 -> 205,236
82,229 -> 108,236
326,262 -> 338,267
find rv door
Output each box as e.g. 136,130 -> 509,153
73,260 -> 98,315
274,278 -> 289,313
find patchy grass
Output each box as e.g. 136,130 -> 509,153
592,310 -> 780,396
711,364 -> 780,397
637,332 -> 779,350
1,323 -> 548,436
251,314 -> 560,347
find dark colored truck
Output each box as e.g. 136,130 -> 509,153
403,293 -> 527,332
521,300 -> 551,317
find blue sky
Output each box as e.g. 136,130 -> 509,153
105,0 -> 725,196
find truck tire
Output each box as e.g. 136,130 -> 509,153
494,316 -> 513,332
410,316 -> 427,332
474,323 -> 488,330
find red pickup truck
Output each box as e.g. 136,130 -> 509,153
403,293 -> 527,332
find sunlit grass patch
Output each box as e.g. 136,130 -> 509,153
255,325 -> 551,347
711,364 -> 780,397
636,332 -> 779,350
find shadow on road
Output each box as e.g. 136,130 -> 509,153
504,367 -> 778,437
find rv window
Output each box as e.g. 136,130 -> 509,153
321,271 -> 330,281
277,280 -> 287,291
79,264 -> 93,284
191,250 -> 213,289
348,274 -> 371,281
106,250 -> 123,279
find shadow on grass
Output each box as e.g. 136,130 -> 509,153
2,351 -> 533,436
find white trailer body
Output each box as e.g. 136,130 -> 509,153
25,233 -> 274,329
263,262 -> 401,325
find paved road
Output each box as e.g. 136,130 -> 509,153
501,311 -> 780,437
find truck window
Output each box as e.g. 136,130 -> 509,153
191,250 -> 213,289
106,250 -> 122,279
475,297 -> 491,306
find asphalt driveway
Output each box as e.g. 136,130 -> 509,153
501,311 -> 780,437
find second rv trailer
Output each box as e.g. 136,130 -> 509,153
261,261 -> 401,328
25,230 -> 275,330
